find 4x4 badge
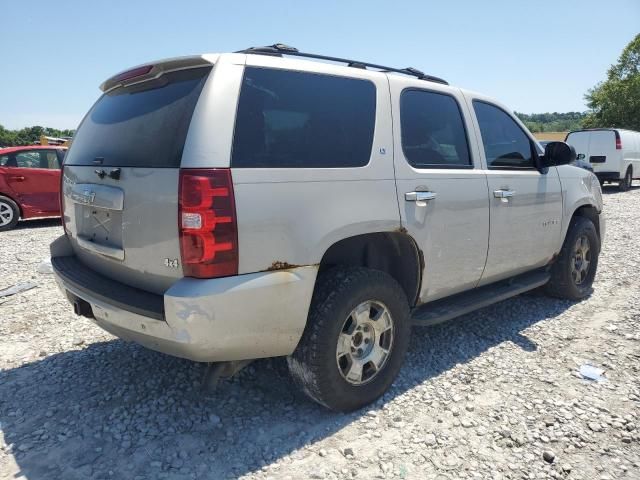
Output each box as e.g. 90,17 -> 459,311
83,190 -> 96,204
164,258 -> 179,269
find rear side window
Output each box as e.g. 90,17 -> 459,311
400,89 -> 471,168
232,67 -> 376,168
65,67 -> 211,168
473,101 -> 534,169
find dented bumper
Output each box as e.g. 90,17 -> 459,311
50,235 -> 317,362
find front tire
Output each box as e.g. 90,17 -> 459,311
287,267 -> 411,412
619,167 -> 632,191
0,196 -> 19,231
545,216 -> 599,300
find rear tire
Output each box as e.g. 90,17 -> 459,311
287,267 -> 411,412
619,167 -> 632,191
0,196 -> 19,231
545,216 -> 599,300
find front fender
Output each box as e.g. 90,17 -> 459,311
557,165 -> 603,244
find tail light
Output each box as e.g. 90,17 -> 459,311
178,169 -> 238,278
615,131 -> 622,150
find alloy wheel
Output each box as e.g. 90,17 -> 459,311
336,300 -> 394,385
571,235 -> 591,285
0,202 -> 14,227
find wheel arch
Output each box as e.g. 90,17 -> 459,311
570,204 -> 601,244
318,232 -> 422,307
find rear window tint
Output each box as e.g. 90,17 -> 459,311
65,67 -> 211,168
232,67 -> 376,168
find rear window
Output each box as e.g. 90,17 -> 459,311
566,131 -> 615,144
565,131 -> 592,143
65,67 -> 211,168
231,67 -> 376,168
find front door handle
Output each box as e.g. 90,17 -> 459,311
493,189 -> 515,199
9,175 -> 26,182
405,191 -> 437,202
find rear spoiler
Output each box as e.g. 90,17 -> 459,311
100,55 -> 217,93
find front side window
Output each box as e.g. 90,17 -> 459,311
473,101 -> 534,169
232,67 -> 376,168
15,151 -> 42,168
401,90 -> 471,168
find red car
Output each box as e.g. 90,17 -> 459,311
0,145 -> 67,231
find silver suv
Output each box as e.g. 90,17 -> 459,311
52,45 -> 604,411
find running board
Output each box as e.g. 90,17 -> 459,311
411,270 -> 550,327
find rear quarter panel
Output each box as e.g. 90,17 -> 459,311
183,54 -> 401,274
232,172 -> 400,273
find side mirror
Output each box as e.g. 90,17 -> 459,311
540,141 -> 576,168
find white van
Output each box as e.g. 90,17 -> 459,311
566,128 -> 640,191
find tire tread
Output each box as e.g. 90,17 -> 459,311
288,267 -> 410,411
545,216 -> 599,300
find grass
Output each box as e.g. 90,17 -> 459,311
533,132 -> 568,141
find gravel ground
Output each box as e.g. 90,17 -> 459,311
1,185 -> 639,480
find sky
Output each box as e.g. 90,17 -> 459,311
1,0 -> 639,130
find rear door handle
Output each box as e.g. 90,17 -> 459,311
493,189 -> 515,198
405,191 -> 437,202
9,176 -> 25,182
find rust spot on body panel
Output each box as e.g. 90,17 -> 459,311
267,261 -> 300,271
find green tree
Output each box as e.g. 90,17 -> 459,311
583,33 -> 640,130
515,112 -> 586,133
0,124 -> 75,147
0,125 -> 17,147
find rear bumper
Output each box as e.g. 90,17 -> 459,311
594,171 -> 621,181
50,235 -> 317,362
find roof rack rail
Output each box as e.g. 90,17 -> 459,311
236,43 -> 449,85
